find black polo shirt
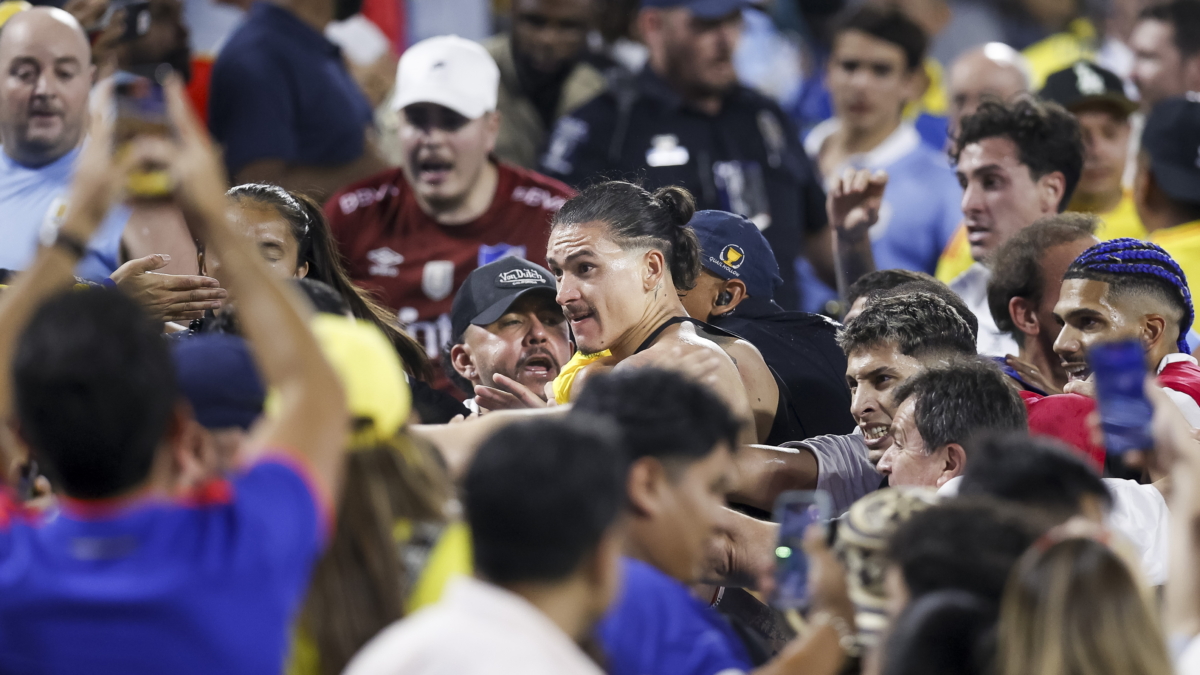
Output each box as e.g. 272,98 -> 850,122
540,68 -> 826,310
208,3 -> 374,180
709,296 -> 854,440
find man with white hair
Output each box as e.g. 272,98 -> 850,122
325,35 -> 575,394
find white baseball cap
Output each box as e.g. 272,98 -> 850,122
391,35 -> 500,119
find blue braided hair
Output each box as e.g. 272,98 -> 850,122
1064,238 -> 1193,353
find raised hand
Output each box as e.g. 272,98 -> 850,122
827,168 -> 887,243
473,373 -> 551,411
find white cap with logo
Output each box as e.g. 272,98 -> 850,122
391,35 -> 500,119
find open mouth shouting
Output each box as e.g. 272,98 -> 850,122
859,419 -> 893,462
518,352 -> 558,380
415,158 -> 454,185
1062,360 -> 1091,382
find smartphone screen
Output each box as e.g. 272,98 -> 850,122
771,490 -> 832,610
1088,338 -> 1153,454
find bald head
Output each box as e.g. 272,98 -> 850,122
0,6 -> 93,167
948,43 -> 1031,136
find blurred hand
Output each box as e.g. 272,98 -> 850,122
348,51 -> 399,109
473,373 -> 550,411
827,168 -> 887,244
618,341 -> 725,391
111,254 -> 228,322
803,524 -> 855,625
63,0 -> 109,28
1005,354 -> 1063,395
157,75 -> 231,233
1064,377 -> 1096,399
1148,380 -> 1200,471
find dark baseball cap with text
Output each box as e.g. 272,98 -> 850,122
450,256 -> 559,341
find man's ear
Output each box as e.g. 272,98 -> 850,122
936,443 -> 967,487
450,343 -> 478,383
1008,296 -> 1041,338
626,457 -> 667,517
1037,171 -> 1067,214
483,110 -> 501,153
1142,313 -> 1169,352
712,279 -> 749,317
643,249 -> 667,292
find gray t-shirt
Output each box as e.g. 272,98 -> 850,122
783,431 -> 882,516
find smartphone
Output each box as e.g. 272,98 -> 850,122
113,67 -> 173,198
97,0 -> 152,42
1088,338 -> 1153,455
771,490 -> 832,610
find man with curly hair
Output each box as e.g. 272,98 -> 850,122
947,97 -> 1084,357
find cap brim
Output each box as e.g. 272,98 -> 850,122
1068,95 -> 1137,117
686,0 -> 751,19
1152,158 -> 1200,205
391,90 -> 487,119
470,286 -> 558,328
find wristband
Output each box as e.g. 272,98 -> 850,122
811,610 -> 861,657
52,231 -> 88,260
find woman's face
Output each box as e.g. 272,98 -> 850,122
208,203 -> 308,284
546,221 -> 652,354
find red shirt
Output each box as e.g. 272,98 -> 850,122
326,162 -> 574,390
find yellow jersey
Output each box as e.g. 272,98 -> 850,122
1021,19 -> 1097,89
1149,220 -> 1200,300
551,350 -> 612,405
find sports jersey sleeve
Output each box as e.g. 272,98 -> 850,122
208,52 -> 298,178
233,455 -> 331,566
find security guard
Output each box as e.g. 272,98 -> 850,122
681,210 -> 855,439
539,0 -> 831,310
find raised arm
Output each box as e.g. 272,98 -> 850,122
162,78 -> 348,500
828,168 -> 886,304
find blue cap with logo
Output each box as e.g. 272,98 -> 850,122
688,210 -> 783,300
640,0 -> 751,19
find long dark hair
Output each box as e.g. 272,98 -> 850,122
551,181 -> 702,290
226,184 -> 434,381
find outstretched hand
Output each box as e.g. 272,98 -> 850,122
473,373 -> 551,411
827,168 -> 887,243
111,254 -> 227,322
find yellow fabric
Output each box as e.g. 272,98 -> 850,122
552,350 -> 611,405
904,58 -> 948,121
0,1 -> 30,27
1149,220 -> 1200,300
285,521 -> 473,675
1079,190 -> 1147,241
935,225 -> 974,283
405,521 -> 473,613
936,192 -> 1147,283
266,316 -> 411,447
1021,19 -> 1097,89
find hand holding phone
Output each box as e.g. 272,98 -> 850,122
113,66 -> 174,198
1089,338 -> 1154,454
771,490 -> 832,610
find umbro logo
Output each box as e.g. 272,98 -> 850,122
367,247 -> 404,277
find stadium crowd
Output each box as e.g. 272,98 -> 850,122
4,0 -> 1200,673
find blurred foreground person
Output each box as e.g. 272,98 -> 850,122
574,368 -> 856,675
344,415 -> 627,675
0,78 -> 348,673
997,536 -> 1173,675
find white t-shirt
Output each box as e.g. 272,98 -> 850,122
345,576 -> 605,675
949,263 -> 1020,358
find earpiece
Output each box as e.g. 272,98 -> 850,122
716,291 -> 733,306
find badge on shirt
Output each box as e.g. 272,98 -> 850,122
39,196 -> 69,248
478,243 -> 527,267
422,260 -> 455,301
646,134 -> 690,167
542,116 -> 589,175
713,161 -> 771,230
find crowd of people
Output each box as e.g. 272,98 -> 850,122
4,0 -> 1200,672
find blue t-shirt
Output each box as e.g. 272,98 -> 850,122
798,122 -> 962,312
208,2 -> 374,180
0,146 -> 128,280
598,558 -> 752,675
0,457 -> 327,675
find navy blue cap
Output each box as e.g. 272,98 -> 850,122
450,256 -> 558,341
688,210 -> 783,300
1142,95 -> 1200,205
172,334 -> 266,431
640,0 -> 751,19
